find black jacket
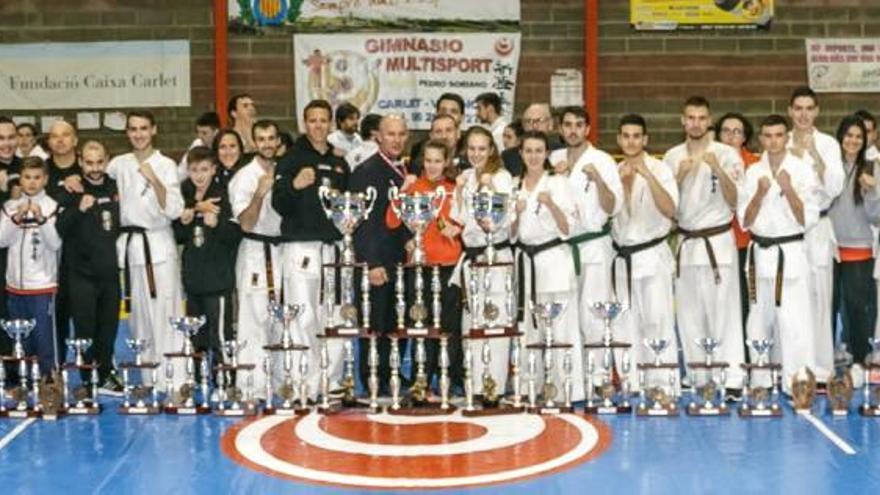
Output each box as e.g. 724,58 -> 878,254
46,158 -> 82,206
173,180 -> 241,295
349,152 -> 409,268
54,177 -> 120,280
272,136 -> 349,243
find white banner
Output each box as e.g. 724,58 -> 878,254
293,33 -> 521,130
0,40 -> 191,110
229,0 -> 519,25
806,38 -> 880,93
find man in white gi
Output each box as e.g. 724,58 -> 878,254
228,119 -> 283,400
549,106 -> 622,354
739,114 -> 820,392
611,114 -> 679,389
475,92 -> 508,153
663,96 -> 746,393
787,86 -> 844,383
109,111 -> 184,385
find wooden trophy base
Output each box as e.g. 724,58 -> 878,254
118,404 -> 160,415
859,405 -> 880,417
323,326 -> 371,338
466,327 -> 521,339
738,405 -> 783,417
263,405 -> 310,416
460,404 -> 523,417
829,407 -> 849,417
164,404 -> 212,415
62,403 -> 102,416
584,403 -> 633,415
387,402 -> 458,416
0,408 -> 43,419
214,404 -> 258,417
40,411 -> 65,421
526,404 -> 575,415
636,404 -> 680,417
686,402 -> 730,416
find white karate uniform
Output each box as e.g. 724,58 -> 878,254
737,151 -> 820,391
549,145 -> 623,350
664,141 -> 746,387
450,167 -> 515,395
611,155 -> 679,390
344,141 -> 378,172
15,144 -> 50,161
487,117 -> 508,153
228,157 -> 283,399
108,150 -> 184,386
515,172 -> 584,401
787,129 -> 844,381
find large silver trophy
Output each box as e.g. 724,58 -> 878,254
387,186 -> 453,413
860,337 -> 880,417
118,338 -> 161,415
163,316 -> 211,415
739,338 -> 783,417
263,303 -> 310,415
686,337 -> 729,416
318,186 -> 376,411
61,338 -> 100,415
0,319 -> 41,418
215,340 -> 257,416
525,302 -> 574,414
583,302 -> 633,415
636,338 -> 680,417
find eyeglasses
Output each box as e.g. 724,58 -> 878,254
523,117 -> 549,126
720,128 -> 744,136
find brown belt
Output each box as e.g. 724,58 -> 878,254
120,226 -> 156,313
748,233 -> 805,307
675,222 -> 732,284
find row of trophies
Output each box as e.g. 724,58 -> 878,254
3,183 -> 880,419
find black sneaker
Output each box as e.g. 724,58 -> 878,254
98,374 -> 125,397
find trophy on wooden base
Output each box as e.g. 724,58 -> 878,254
263,303 -> 310,416
739,338 -> 783,417
214,340 -> 257,416
791,366 -> 817,415
525,302 -> 574,415
0,319 -> 42,419
827,343 -> 854,417
60,338 -> 101,415
118,338 -> 161,415
583,302 -> 632,415
859,337 -> 880,417
686,337 -> 729,416
636,338 -> 679,417
163,316 -> 211,415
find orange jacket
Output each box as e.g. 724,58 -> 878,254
385,176 -> 462,266
733,148 -> 760,249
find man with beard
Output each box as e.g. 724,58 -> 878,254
108,111 -> 184,385
55,141 -> 122,392
350,114 -> 411,394
228,119 -> 283,400
787,86 -> 844,384
475,92 -> 507,153
328,102 -> 362,156
663,96 -> 746,396
409,113 -> 462,177
548,106 -> 622,366
273,100 -> 350,401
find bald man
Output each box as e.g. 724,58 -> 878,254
350,114 -> 412,393
502,103 -> 563,176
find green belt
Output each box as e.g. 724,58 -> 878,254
566,223 -> 612,276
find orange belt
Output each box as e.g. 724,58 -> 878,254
838,246 -> 873,262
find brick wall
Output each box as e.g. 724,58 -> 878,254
2,1 -> 879,157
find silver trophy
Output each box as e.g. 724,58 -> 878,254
0,319 -> 38,417
61,338 -> 100,415
263,303 -> 309,415
584,301 -> 632,414
119,338 -> 160,414
389,185 -> 446,265
860,337 -> 880,417
469,190 -> 516,265
467,190 -> 517,331
215,340 -> 257,416
687,337 -> 729,416
319,185 -> 377,265
637,338 -> 679,416
164,316 -> 210,414
526,302 -> 573,414
740,338 -> 782,417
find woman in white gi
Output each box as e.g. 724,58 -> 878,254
513,131 -> 583,402
450,126 -> 515,397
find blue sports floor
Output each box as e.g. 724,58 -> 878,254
1,322 -> 878,494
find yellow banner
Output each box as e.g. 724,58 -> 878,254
630,0 -> 774,30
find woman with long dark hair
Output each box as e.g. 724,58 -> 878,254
829,115 -> 880,365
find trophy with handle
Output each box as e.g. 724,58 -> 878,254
163,316 -> 211,415
61,338 -> 101,415
214,340 -> 257,416
263,303 -> 310,415
525,302 -> 574,415
739,338 -> 783,417
118,338 -> 161,415
636,337 -> 680,417
686,337 -> 729,416
859,337 -> 880,417
0,319 -> 41,418
583,302 -> 633,415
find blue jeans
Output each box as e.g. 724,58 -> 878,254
7,292 -> 57,376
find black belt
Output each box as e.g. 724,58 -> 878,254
463,240 -> 512,263
515,238 -> 565,324
567,223 -> 611,276
120,226 -> 155,313
748,233 -> 805,307
675,222 -> 731,284
611,234 -> 669,304
242,232 -> 282,303
820,209 -> 830,218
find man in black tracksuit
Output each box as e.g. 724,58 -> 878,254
0,117 -> 21,370
173,147 -> 241,371
54,141 -> 120,389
